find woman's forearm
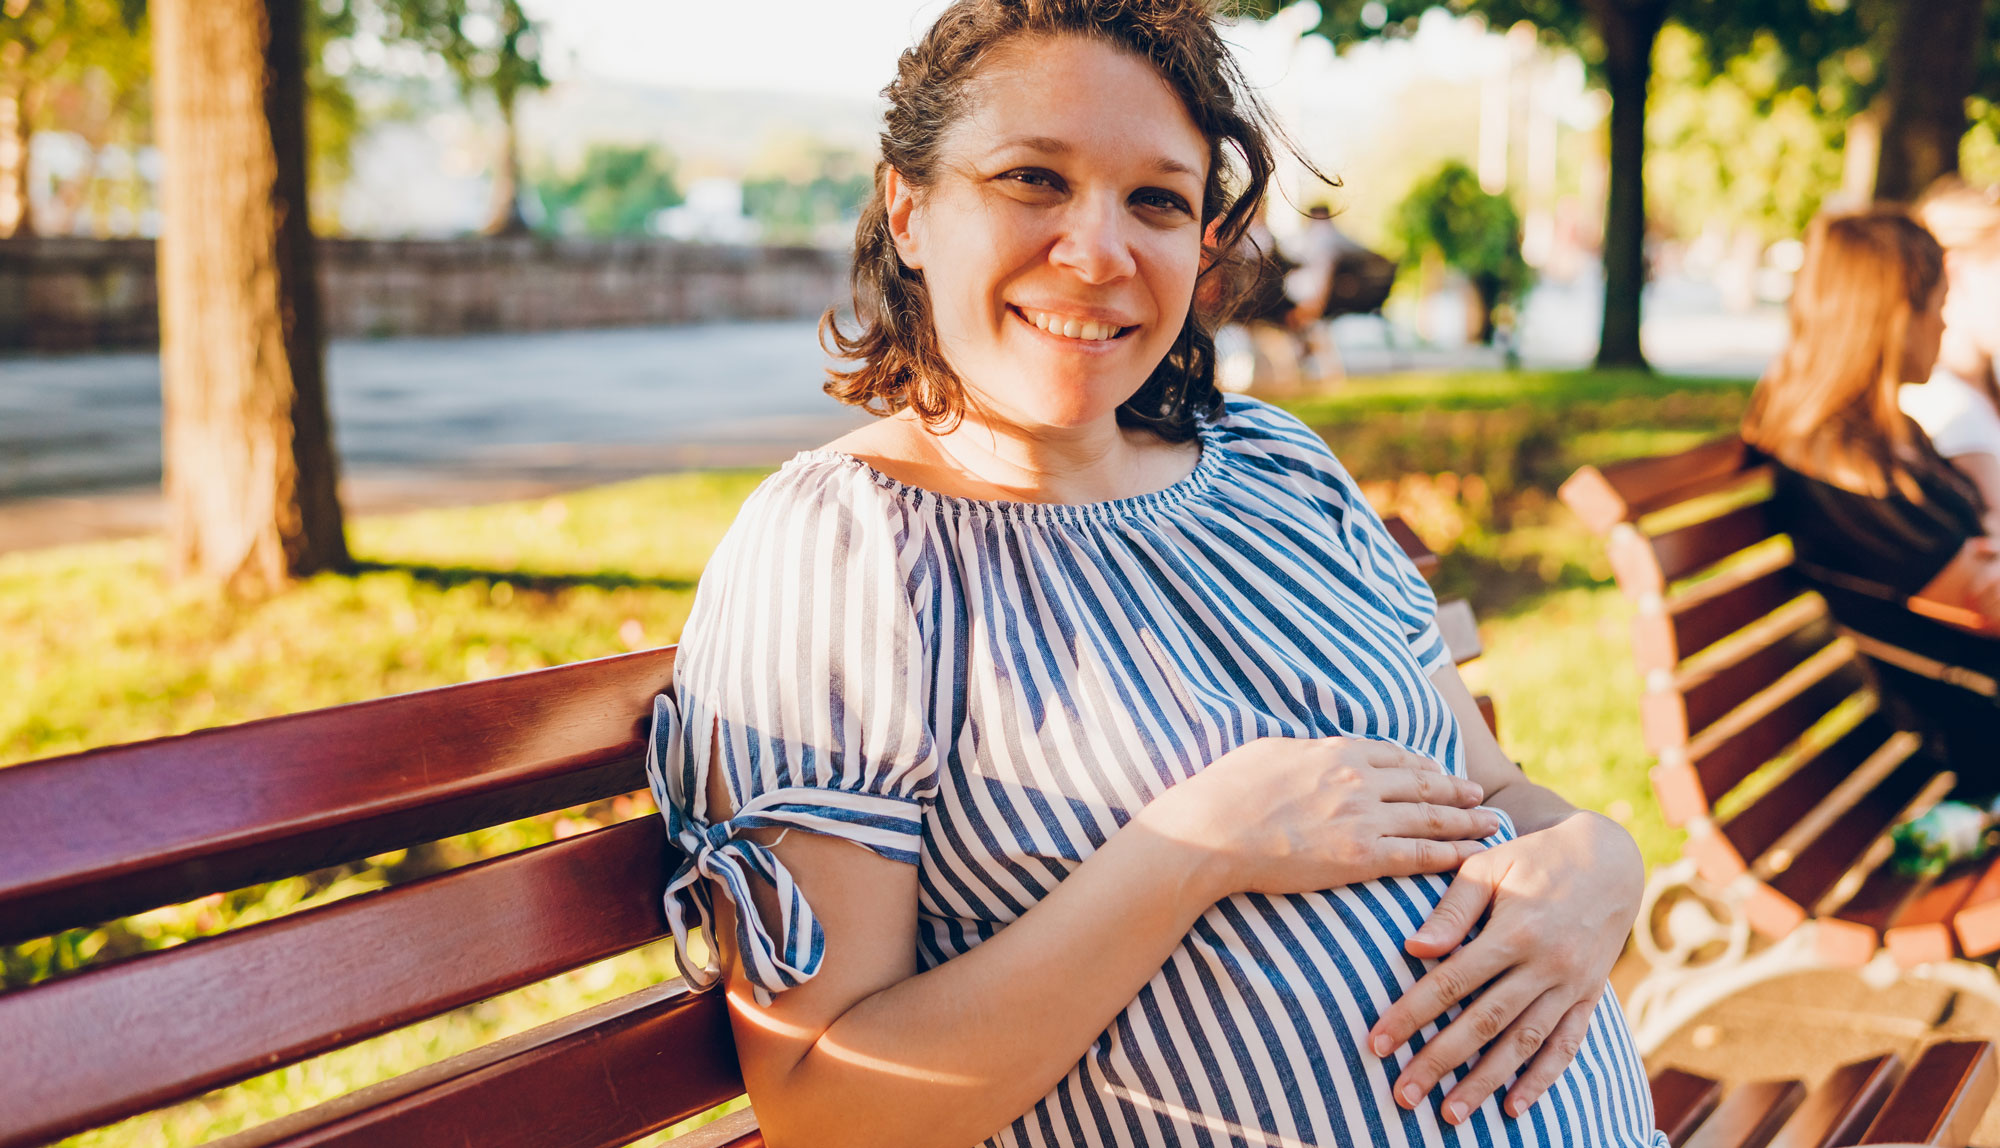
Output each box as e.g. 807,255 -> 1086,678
754,820 -> 1219,1148
1481,773 -> 1579,836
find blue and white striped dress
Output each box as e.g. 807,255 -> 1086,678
646,396 -> 1665,1148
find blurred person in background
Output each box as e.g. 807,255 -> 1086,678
1745,209 -> 1999,625
1744,208 -> 2000,777
1909,178 -> 2000,536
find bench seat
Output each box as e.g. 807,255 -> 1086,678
1651,1040 -> 1996,1148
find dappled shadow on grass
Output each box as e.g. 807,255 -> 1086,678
350,560 -> 698,594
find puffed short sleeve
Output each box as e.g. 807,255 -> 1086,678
643,460 -> 940,1005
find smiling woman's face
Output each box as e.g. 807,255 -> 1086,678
887,34 -> 1210,433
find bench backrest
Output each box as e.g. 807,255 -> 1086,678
0,647 -> 752,1148
0,517 -> 1473,1148
1560,439 -> 1993,966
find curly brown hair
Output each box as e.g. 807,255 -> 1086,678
819,0 -> 1289,442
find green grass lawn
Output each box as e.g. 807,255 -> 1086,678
5,368 -> 1749,1145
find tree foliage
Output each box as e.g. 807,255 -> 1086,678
535,144 -> 682,236
371,0 -> 544,118
372,0 -> 547,233
0,0 -> 147,234
1390,160 -> 1530,343
1645,24 -> 1844,244
742,146 -> 870,247
1239,0 -> 1892,368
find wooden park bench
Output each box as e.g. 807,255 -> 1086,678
1,518 -> 1491,1148
1561,438 -> 2000,1055
1651,1041 -> 1997,1148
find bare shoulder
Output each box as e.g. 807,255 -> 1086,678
822,413 -> 927,464
821,413 -> 987,496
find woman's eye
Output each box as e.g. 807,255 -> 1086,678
1001,169 -> 1062,191
1136,190 -> 1194,215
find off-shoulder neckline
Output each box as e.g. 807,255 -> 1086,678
786,417 -> 1229,525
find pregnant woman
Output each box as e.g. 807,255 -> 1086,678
645,1 -> 1662,1144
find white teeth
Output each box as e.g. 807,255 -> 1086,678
1022,309 -> 1121,342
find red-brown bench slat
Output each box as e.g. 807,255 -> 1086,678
1383,515 -> 1438,578
0,816 -> 670,1148
1858,1040 -> 1996,1145
1653,607 -> 1838,751
1767,1053 -> 1903,1148
206,982 -> 742,1148
1682,1079 -> 1807,1148
1952,850 -> 2000,958
1883,858 -> 1996,968
666,1108 -> 763,1148
1684,651 -> 1869,809
1648,502 -> 1781,587
1631,553 -> 1804,672
0,647 -> 676,943
1653,1068 -> 1727,1148
1436,598 -> 1483,665
1559,436 -> 1752,535
1711,716 -> 1901,882
1762,751 -> 1936,935
1817,860 -> 1926,968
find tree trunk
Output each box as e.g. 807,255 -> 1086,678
154,0 -> 349,594
1589,0 -> 1664,371
482,96 -> 528,237
0,75 -> 36,238
1472,274 -> 1501,345
1872,0 -> 1983,203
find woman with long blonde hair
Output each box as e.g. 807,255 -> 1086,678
1744,208 -> 2000,624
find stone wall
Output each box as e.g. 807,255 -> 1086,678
0,236 -> 851,351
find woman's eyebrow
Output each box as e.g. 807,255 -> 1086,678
990,135 -> 1201,179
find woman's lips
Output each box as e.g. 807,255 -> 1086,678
1010,305 -> 1137,343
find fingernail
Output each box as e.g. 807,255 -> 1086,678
1445,1100 -> 1467,1125
1371,1034 -> 1392,1057
1399,1082 -> 1422,1107
1506,1098 -> 1524,1118
1411,928 -> 1436,944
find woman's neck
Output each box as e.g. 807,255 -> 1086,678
928,414 -> 1162,504
832,406 -> 1200,506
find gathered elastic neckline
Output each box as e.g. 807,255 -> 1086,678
788,420 -> 1227,525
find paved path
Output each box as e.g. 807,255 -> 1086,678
0,320 -> 873,552
0,320 -> 870,501
0,279 -> 1786,554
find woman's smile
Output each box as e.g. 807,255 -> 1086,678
1007,304 -> 1138,347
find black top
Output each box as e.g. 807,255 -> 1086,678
1766,457 -> 1984,599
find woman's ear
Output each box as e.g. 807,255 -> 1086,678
885,166 -> 925,271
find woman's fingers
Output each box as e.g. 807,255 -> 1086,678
1368,903 -> 1509,1057
1437,988 -> 1574,1123
1502,998 -> 1598,1118
1380,801 -> 1501,843
1388,970 -> 1545,1112
1373,836 -> 1488,878
1404,854 -> 1503,959
1374,765 -> 1486,808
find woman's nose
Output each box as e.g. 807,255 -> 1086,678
1050,195 -> 1138,285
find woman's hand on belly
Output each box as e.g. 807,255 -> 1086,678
1138,735 -> 1500,898
1368,809 -> 1643,1124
